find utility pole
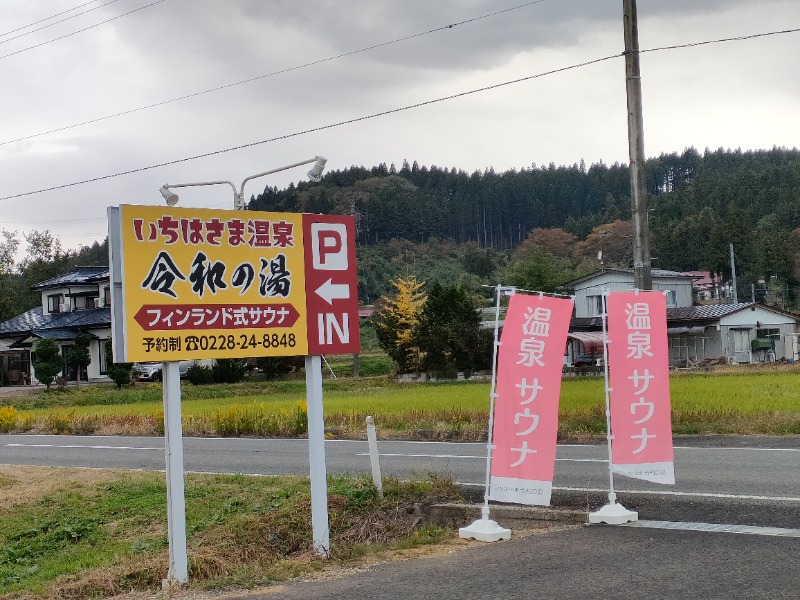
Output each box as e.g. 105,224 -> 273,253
623,0 -> 651,290
730,243 -> 738,303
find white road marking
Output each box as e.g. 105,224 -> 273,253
624,520 -> 800,538
5,443 -> 162,451
356,452 -> 608,463
553,486 -> 800,502
357,452 -> 480,459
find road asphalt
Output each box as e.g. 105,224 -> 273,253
226,525 -> 799,599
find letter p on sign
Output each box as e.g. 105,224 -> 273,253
311,223 -> 348,270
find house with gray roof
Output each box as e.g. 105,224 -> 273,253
0,266 -> 112,385
562,269 -> 798,367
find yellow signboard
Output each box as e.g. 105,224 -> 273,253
109,205 -> 309,362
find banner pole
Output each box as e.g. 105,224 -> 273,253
589,290 -> 638,524
459,284 -> 511,541
601,291 -> 617,502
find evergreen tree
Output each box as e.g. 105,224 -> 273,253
34,338 -> 61,389
415,282 -> 486,375
68,331 -> 92,386
105,337 -> 133,389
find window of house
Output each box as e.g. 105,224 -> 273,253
756,328 -> 779,339
104,287 -> 111,307
664,290 -> 677,307
47,294 -> 64,313
733,329 -> 751,353
586,295 -> 603,316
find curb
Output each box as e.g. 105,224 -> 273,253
425,502 -> 587,530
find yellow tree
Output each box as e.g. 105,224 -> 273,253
374,276 -> 426,373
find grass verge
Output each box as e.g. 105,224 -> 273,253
0,466 -> 462,599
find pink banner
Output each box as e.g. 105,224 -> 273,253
607,291 -> 675,484
490,294 -> 574,505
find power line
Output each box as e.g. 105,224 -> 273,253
2,25 -> 798,202
0,53 -> 620,202
0,0 -> 102,37
639,27 -> 800,55
0,0 -> 167,61
0,0 -> 545,146
0,0 -> 124,46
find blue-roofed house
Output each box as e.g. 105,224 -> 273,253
0,266 -> 112,385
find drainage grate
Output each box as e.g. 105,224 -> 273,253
623,520 -> 800,538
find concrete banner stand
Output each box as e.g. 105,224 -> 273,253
589,291 -> 637,525
459,285 -> 512,542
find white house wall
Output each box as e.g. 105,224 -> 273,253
719,307 -> 795,328
573,272 -> 694,318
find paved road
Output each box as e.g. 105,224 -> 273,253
3,434 -> 799,597
1,433 -> 798,526
224,525 -> 800,600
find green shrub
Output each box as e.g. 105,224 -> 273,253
212,359 -> 247,384
186,365 -> 215,385
255,356 -> 294,380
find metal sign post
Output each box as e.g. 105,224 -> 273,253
305,355 -> 330,555
161,360 -> 188,584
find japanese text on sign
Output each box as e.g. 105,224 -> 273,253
490,294 -> 573,506
606,291 -> 675,485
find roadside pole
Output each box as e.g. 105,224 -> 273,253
305,355 -> 330,556
162,361 -> 188,584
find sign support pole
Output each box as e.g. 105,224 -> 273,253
589,292 -> 638,525
305,355 -> 330,556
162,361 -> 189,584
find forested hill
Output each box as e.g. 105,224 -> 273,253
250,146 -> 800,265
249,146 -> 800,303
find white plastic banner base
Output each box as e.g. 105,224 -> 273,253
588,501 -> 639,525
612,461 -> 675,485
490,476 -> 552,506
459,506 -> 511,542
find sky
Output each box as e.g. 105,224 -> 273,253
1,0 -> 798,259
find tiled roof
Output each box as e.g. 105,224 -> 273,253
0,307 -> 49,335
571,303 -> 797,331
31,328 -> 89,341
0,307 -> 111,337
31,266 -> 109,290
667,303 -> 754,321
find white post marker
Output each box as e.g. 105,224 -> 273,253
589,291 -> 638,525
366,416 -> 383,499
459,284 -> 512,542
161,361 -> 189,585
305,355 -> 330,555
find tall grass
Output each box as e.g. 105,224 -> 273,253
4,368 -> 800,438
0,467 -> 461,598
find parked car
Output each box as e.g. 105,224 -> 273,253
573,353 -> 602,367
133,362 -> 162,381
133,360 -> 196,381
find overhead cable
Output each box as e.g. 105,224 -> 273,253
0,0 -> 167,61
0,0 -> 545,146
2,25 -> 799,202
0,0 -> 124,45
